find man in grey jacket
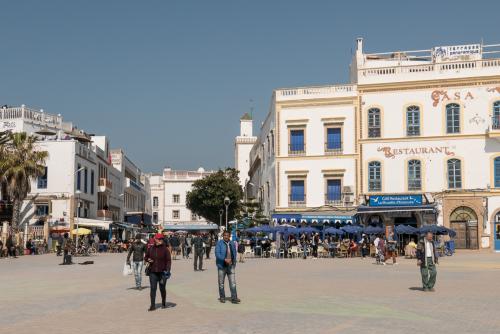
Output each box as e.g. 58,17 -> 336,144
127,235 -> 147,290
416,232 -> 439,292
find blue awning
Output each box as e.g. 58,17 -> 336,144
163,224 -> 219,231
271,212 -> 356,224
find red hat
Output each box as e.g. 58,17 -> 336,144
154,233 -> 164,240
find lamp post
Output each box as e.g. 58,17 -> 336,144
224,197 -> 230,231
219,209 -> 224,228
74,166 -> 84,251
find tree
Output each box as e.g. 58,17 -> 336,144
0,131 -> 10,145
186,168 -> 243,226
0,132 -> 48,231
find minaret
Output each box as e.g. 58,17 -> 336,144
234,112 -> 257,187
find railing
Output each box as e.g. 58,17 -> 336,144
275,84 -> 356,100
325,195 -> 343,206
289,195 -> 306,207
97,210 -> 113,220
492,116 -> 500,130
288,144 -> 306,156
99,178 -> 113,190
128,178 -> 143,191
368,127 -> 381,138
0,105 -> 62,126
368,181 -> 381,192
408,180 -> 422,191
324,142 -> 343,155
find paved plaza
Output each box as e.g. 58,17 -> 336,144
1,251 -> 499,334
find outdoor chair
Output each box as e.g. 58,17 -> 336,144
318,246 -> 328,258
289,246 -> 299,258
339,244 -> 348,258
244,245 -> 254,258
369,245 -> 376,257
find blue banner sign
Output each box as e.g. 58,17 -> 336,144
302,215 -> 353,220
369,195 -> 423,207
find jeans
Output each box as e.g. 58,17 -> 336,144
132,261 -> 143,287
205,247 -> 211,259
194,249 -> 203,270
312,245 -> 318,258
149,272 -> 167,307
421,257 -> 437,289
218,265 -> 237,300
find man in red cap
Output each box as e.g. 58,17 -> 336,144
144,233 -> 172,311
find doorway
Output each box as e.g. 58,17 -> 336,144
450,206 -> 478,249
494,212 -> 500,251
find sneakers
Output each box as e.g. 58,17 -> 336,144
231,298 -> 241,304
219,298 -> 226,303
148,306 -> 156,312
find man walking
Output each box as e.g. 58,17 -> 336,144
193,232 -> 204,271
215,230 -> 240,304
127,235 -> 147,290
204,233 -> 212,259
61,233 -> 73,265
416,231 -> 439,292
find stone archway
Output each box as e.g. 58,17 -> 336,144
449,206 -> 479,249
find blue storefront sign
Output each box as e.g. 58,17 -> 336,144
369,195 -> 423,207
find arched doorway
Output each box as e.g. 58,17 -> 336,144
450,206 -> 478,249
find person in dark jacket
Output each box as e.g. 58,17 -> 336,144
144,233 -> 172,311
204,233 -> 212,259
61,233 -> 73,265
193,233 -> 204,271
416,231 -> 439,292
215,230 -> 240,304
127,235 -> 147,289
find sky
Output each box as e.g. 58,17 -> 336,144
1,0 -> 500,173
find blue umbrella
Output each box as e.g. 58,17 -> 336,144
243,226 -> 260,233
296,227 -> 318,235
363,226 -> 384,235
257,225 -> 274,233
341,225 -> 363,234
324,227 -> 345,236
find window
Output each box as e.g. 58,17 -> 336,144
172,210 -> 180,219
368,108 -> 381,138
153,196 -> 159,207
84,168 -> 88,193
153,212 -> 158,223
494,157 -> 500,188
37,167 -> 48,189
325,127 -> 342,153
406,105 -> 420,136
493,101 -> 500,130
368,161 -> 382,192
35,204 -> 49,216
271,132 -> 275,155
446,103 -> 460,134
191,213 -> 198,221
90,170 -> 95,195
289,179 -> 305,205
289,129 -> 305,154
326,179 -> 342,204
77,164 -> 81,191
173,194 -> 180,203
447,159 -> 462,189
408,160 -> 422,191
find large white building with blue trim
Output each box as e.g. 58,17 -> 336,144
241,38 -> 500,252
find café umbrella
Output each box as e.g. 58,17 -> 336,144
71,227 -> 92,236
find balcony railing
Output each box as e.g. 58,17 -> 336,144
98,178 -> 112,192
368,127 -> 381,138
324,143 -> 343,155
368,181 -> 382,192
97,210 -> 113,220
492,116 -> 500,130
289,194 -> 306,207
325,195 -> 343,206
288,144 -> 306,156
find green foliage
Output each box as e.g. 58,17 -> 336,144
0,132 -> 48,231
186,168 -> 243,225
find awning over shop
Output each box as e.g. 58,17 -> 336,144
76,218 -> 111,230
163,224 -> 219,231
357,205 -> 435,214
111,222 -> 138,230
271,211 -> 356,224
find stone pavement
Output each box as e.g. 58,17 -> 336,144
1,251 -> 499,334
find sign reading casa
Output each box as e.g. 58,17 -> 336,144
377,146 -> 455,159
369,195 -> 423,207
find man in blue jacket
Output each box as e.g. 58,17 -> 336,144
215,230 -> 240,304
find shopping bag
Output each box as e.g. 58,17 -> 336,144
122,263 -> 133,276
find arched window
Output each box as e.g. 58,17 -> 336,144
406,105 -> 420,136
368,161 -> 381,191
447,159 -> 462,189
494,156 -> 500,188
446,103 -> 460,134
408,160 -> 421,191
493,101 -> 500,130
368,108 -> 381,138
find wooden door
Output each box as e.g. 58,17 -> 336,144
450,221 -> 466,249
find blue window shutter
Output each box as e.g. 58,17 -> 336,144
495,158 -> 500,188
290,130 -> 304,151
291,180 -> 305,201
327,128 -> 341,149
327,180 -> 341,201
77,164 -> 81,191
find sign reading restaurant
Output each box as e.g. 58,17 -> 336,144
369,195 -> 423,207
377,146 -> 455,159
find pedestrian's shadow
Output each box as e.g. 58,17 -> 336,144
126,286 -> 150,290
155,302 -> 176,309
408,287 -> 425,291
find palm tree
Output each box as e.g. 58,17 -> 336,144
0,132 -> 48,232
0,130 -> 9,145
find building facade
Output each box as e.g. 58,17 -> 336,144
245,38 -> 500,251
150,167 -> 213,228
234,113 -> 257,187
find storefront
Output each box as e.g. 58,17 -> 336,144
357,195 -> 436,231
271,211 -> 356,226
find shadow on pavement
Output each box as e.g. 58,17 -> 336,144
408,287 -> 424,291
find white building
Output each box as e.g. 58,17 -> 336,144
150,167 -> 214,228
245,38 -> 500,251
234,113 -> 257,187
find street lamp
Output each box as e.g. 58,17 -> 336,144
224,196 -> 230,231
219,209 -> 224,228
74,166 -> 84,251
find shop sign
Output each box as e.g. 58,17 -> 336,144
369,195 -> 423,207
432,44 -> 481,62
377,146 -> 455,159
431,90 -> 474,107
302,215 -> 353,220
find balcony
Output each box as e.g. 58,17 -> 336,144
97,210 -> 113,220
325,195 -> 343,206
98,178 -> 112,193
289,194 -> 306,208
288,144 -> 306,156
126,177 -> 143,191
487,116 -> 500,141
275,84 -> 357,101
324,143 -> 343,155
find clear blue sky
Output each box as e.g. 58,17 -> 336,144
1,0 -> 499,173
